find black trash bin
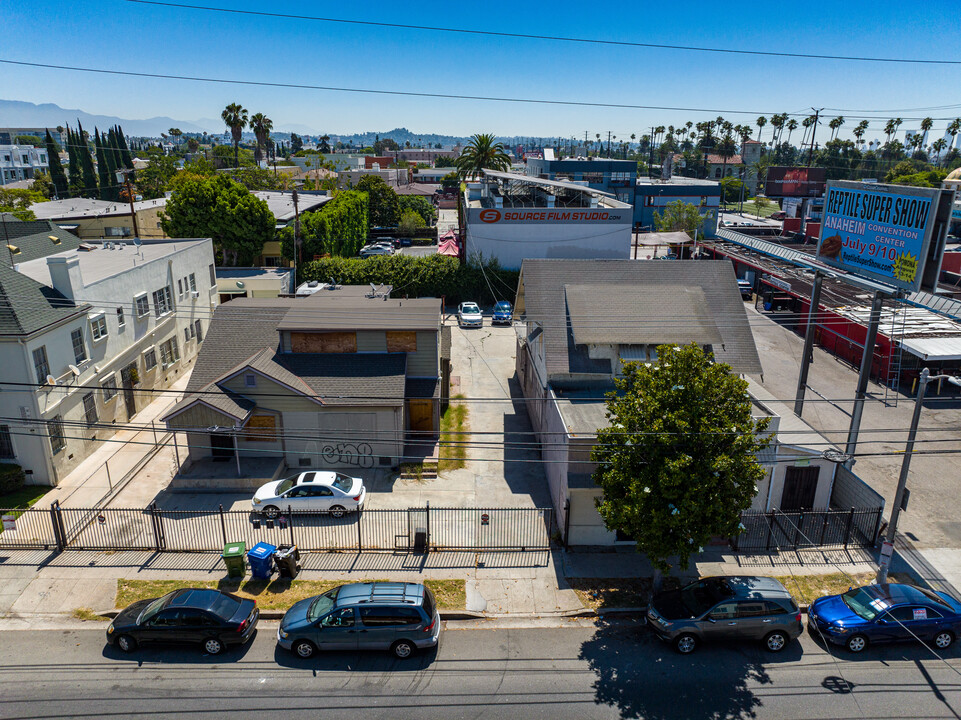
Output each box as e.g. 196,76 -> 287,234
274,544 -> 301,579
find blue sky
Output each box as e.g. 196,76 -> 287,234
4,0 -> 961,141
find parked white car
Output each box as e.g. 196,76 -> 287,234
251,471 -> 366,518
360,243 -> 394,258
458,302 -> 483,328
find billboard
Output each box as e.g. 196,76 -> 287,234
816,181 -> 943,292
467,207 -> 632,225
764,167 -> 827,198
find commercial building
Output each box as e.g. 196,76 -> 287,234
462,169 -> 633,270
29,198 -> 169,240
338,168 -> 409,188
634,176 -> 722,237
513,259 -> 852,546
162,286 -> 448,479
0,235 -> 217,485
0,128 -> 63,147
1,144 -> 49,185
524,157 -> 638,208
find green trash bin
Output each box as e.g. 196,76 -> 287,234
222,541 -> 247,578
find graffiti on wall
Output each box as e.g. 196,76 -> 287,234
322,442 -> 375,468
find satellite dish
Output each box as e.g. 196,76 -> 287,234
133,238 -> 143,247
370,283 -> 377,293
45,374 -> 58,386
68,364 -> 81,376
236,281 -> 245,289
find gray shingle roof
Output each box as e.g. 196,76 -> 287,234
0,262 -> 84,336
274,353 -> 406,405
0,219 -> 82,266
277,295 -> 442,332
517,259 -> 762,376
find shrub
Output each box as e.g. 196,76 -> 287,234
0,464 -> 26,495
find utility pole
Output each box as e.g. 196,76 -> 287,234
118,168 -> 140,239
876,368 -> 961,583
649,126 -> 655,179
584,131 -> 589,156
607,131 -> 612,158
807,108 -> 823,167
292,189 -> 300,293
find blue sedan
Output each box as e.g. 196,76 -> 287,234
492,301 -> 513,325
809,582 -> 961,653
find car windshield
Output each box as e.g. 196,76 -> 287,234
679,578 -> 734,616
495,302 -> 511,311
307,587 -> 340,623
275,477 -> 296,495
138,593 -> 173,624
463,304 -> 479,313
841,586 -> 886,620
332,474 -> 353,492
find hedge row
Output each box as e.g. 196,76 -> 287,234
301,254 -> 519,306
0,464 -> 25,495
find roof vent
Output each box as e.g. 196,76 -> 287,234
48,235 -> 60,244
6,244 -> 20,255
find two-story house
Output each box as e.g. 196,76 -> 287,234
162,285 -> 447,478
0,232 -> 217,485
514,258 -> 847,546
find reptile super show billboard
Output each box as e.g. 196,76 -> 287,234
816,181 -> 941,292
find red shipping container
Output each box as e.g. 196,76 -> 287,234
941,251 -> 961,275
782,217 -> 802,234
805,222 -> 821,240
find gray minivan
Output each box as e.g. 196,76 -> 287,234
277,582 -> 441,659
647,576 -> 802,654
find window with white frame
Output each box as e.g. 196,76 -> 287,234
177,278 -> 184,298
33,346 -> 49,383
90,314 -> 108,341
152,286 -> 172,317
135,293 -> 149,317
101,376 -> 118,402
188,273 -> 197,292
184,326 -> 192,343
208,263 -> 215,285
71,328 -> 87,363
116,306 -> 125,327
159,337 -> 180,368
48,415 -> 66,453
143,348 -> 157,370
82,392 -> 98,425
245,373 -> 256,387
194,319 -> 203,342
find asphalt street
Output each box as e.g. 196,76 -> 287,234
3,620 -> 961,719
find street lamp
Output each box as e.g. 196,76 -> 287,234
876,368 -> 961,583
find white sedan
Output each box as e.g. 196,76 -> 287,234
251,471 -> 366,518
458,302 -> 483,328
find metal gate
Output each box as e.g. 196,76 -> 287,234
0,506 -> 59,550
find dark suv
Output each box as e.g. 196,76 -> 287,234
278,582 -> 441,659
647,576 -> 802,654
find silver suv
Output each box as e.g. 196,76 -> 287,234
277,582 -> 441,660
647,576 -> 802,654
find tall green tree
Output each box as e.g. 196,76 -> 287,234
654,200 -> 705,238
455,133 -> 511,180
65,127 -> 83,197
115,125 -> 134,171
76,122 -> 98,198
95,130 -> 113,201
45,129 -> 68,198
160,174 -> 273,265
592,344 -> 771,576
356,174 -> 400,227
221,103 -> 248,168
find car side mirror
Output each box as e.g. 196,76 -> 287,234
707,616 -> 717,623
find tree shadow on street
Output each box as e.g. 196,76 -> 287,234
579,618 -> 798,719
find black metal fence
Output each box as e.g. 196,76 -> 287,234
732,507 -> 883,552
0,502 -> 554,554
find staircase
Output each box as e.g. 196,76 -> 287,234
400,436 -> 440,481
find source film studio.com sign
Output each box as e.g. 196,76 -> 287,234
475,208 -> 628,224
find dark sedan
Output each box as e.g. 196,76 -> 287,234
106,588 -> 259,655
809,582 -> 961,653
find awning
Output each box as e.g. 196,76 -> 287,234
900,336 -> 961,362
634,231 -> 694,246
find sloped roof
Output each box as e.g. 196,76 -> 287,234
0,262 -> 84,336
275,352 -> 406,405
0,219 -> 82,266
516,259 -> 762,376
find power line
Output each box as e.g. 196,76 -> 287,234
3,59 -> 959,122
124,0 -> 961,67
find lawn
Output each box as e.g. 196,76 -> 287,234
116,578 -> 466,612
0,485 -> 49,534
721,197 -> 782,219
438,394 -> 468,472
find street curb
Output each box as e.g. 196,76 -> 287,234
95,608 -> 491,621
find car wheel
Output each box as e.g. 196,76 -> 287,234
293,639 -> 316,658
674,634 -> 698,654
204,637 -> 224,655
329,505 -> 346,518
846,634 -> 868,653
116,634 -> 137,653
764,631 -> 788,652
262,505 -> 280,520
391,640 -> 415,659
935,631 -> 955,649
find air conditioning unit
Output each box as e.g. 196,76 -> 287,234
191,290 -> 200,299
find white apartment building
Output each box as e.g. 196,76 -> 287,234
0,237 -> 217,485
0,144 -> 49,185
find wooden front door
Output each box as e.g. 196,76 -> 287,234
781,466 -> 820,511
408,400 -> 434,432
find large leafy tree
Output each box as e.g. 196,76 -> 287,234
221,103 -> 249,168
592,344 -> 771,576
397,195 -> 436,225
356,174 -> 400,227
653,200 -> 704,238
137,154 -> 179,199
455,133 -> 511,180
160,174 -> 274,265
0,187 -> 46,220
249,113 -> 273,165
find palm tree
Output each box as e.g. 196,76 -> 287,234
168,128 -> 183,144
249,113 -> 272,165
948,118 -> 961,153
756,116 -> 767,141
853,120 -> 869,147
221,103 -> 248,168
455,133 -> 511,180
786,118 -> 798,147
932,138 -> 947,167
828,116 -> 844,141
920,116 -> 934,140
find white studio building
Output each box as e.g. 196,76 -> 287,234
0,232 -> 217,485
1,144 -> 49,185
462,170 -> 633,270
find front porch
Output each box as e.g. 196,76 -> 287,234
169,456 -> 286,492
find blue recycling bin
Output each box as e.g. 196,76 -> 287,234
247,542 -> 277,580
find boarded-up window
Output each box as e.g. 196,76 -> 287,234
386,331 -> 417,353
245,414 -> 276,442
291,331 -> 357,353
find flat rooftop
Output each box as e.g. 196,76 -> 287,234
468,169 -> 631,211
16,238 -> 209,287
30,197 -> 167,220
636,176 -> 721,188
252,191 -> 331,221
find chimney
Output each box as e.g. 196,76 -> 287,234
46,254 -> 84,300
